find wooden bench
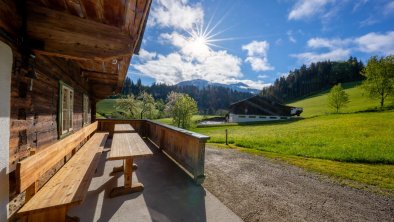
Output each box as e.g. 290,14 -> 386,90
107,132 -> 153,198
15,122 -> 108,222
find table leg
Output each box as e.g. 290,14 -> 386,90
124,158 -> 132,188
109,158 -> 144,198
110,163 -> 138,176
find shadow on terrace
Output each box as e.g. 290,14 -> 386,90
68,119 -> 241,222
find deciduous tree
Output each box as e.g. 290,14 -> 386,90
165,92 -> 198,129
362,55 -> 394,108
138,92 -> 156,119
328,84 -> 349,113
115,95 -> 139,118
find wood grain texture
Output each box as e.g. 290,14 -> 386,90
16,122 -> 98,193
108,133 -> 152,160
114,123 -> 135,133
18,132 -> 108,216
27,4 -> 134,61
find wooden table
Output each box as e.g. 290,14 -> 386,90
107,132 -> 153,198
114,123 -> 135,133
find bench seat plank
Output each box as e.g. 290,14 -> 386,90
108,133 -> 153,160
18,132 -> 108,216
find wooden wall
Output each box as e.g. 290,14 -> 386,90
9,54 -> 92,172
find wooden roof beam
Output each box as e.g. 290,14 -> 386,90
27,4 -> 135,61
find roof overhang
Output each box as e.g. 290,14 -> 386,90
22,0 -> 152,100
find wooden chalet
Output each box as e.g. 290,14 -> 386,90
0,1 -> 209,221
228,96 -> 303,123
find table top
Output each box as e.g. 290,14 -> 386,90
108,133 -> 153,160
114,124 -> 135,133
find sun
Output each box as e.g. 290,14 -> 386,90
183,20 -> 228,59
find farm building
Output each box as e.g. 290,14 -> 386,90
0,1 -> 217,221
228,96 -> 303,123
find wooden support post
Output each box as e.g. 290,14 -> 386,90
25,181 -> 38,202
225,129 -> 228,145
159,129 -> 165,151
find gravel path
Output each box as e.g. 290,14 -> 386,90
203,147 -> 394,222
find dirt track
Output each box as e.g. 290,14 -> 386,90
203,146 -> 394,222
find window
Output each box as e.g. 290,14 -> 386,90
59,82 -> 74,137
83,94 -> 90,125
238,115 -> 246,118
249,116 -> 256,118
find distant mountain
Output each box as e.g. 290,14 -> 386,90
176,79 -> 259,94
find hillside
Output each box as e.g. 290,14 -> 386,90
288,82 -> 379,117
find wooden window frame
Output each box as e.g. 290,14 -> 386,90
58,81 -> 74,139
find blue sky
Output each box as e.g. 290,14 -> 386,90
128,0 -> 394,89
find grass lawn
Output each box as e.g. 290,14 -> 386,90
157,115 -> 216,126
193,111 -> 394,164
288,82 -> 380,117
97,99 -> 117,116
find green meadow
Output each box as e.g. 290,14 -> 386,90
192,112 -> 394,164
159,83 -> 394,192
288,82 -> 379,117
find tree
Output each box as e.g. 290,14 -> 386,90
115,95 -> 139,118
328,84 -> 349,113
138,92 -> 156,119
362,55 -> 394,108
164,91 -> 183,117
165,92 -> 198,129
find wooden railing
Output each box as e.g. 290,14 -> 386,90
97,119 -> 210,184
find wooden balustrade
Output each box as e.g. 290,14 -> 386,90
97,119 -> 210,184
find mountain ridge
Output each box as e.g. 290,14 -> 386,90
176,79 -> 259,94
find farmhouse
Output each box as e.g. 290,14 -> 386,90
0,1 -> 214,221
228,96 -> 303,123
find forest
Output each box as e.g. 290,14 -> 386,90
119,78 -> 253,114
261,57 -> 365,102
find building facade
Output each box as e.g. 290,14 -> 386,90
228,96 -> 303,123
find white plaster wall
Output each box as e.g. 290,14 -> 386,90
0,41 -> 12,221
229,113 -> 290,123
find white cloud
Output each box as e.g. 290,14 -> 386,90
242,41 -> 274,72
293,31 -> 394,64
292,49 -> 351,64
307,38 -> 351,49
384,1 -> 394,15
287,30 -> 297,43
355,31 -> 394,54
137,49 -> 157,61
133,50 -> 243,85
242,41 -> 270,57
359,16 -> 379,27
257,74 -> 269,79
160,32 -> 210,61
288,0 -> 335,20
224,79 -> 271,90
353,0 -> 369,12
149,0 -> 204,30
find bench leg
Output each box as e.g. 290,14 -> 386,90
26,206 -> 69,222
109,158 -> 144,198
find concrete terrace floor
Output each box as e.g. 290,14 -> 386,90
69,139 -> 242,222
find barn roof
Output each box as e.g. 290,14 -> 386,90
229,95 -> 302,116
